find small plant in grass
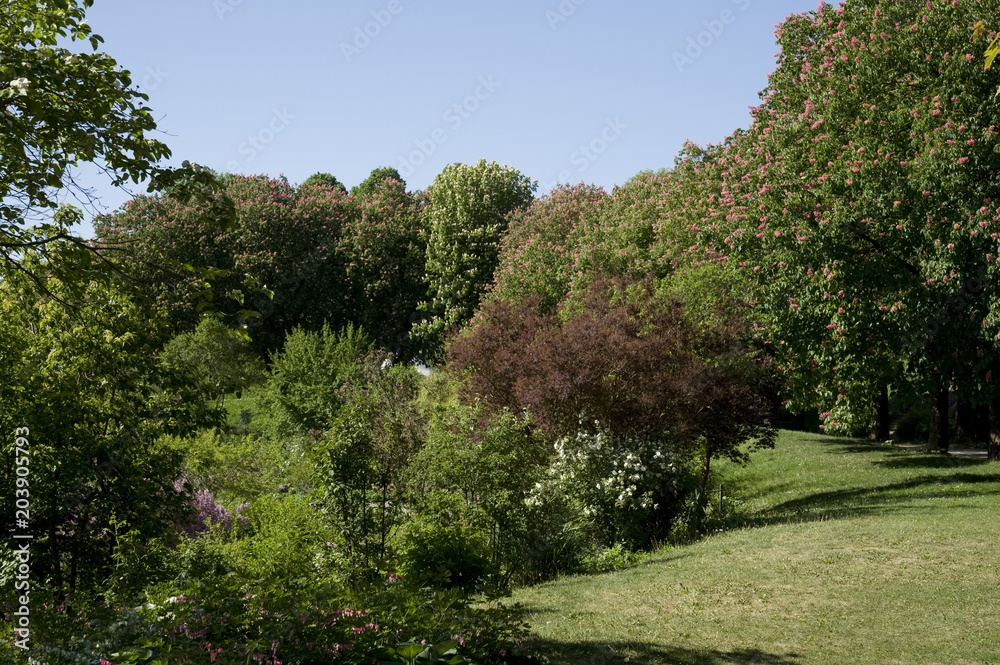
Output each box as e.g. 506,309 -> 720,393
580,541 -> 642,574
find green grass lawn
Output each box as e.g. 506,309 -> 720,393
512,431 -> 1000,665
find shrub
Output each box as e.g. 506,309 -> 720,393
528,427 -> 698,549
176,484 -> 249,537
263,323 -> 373,437
395,498 -> 490,590
580,542 -> 642,574
314,354 -> 425,573
451,277 -> 780,495
161,427 -> 306,500
5,542 -> 540,665
409,398 -> 555,587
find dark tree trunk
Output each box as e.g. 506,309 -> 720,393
976,404 -> 991,444
956,400 -> 987,444
870,385 -> 891,441
989,392 -> 1000,462
698,448 -> 712,498
928,382 -> 950,453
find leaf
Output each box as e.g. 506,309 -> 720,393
985,34 -> 1000,70
398,643 -> 428,660
972,20 -> 987,42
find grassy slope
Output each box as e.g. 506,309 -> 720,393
512,431 -> 1000,665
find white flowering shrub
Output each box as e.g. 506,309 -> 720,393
528,425 -> 696,549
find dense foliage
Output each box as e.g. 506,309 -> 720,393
452,278 -> 779,480
17,2 -> 1000,663
413,159 -> 537,362
0,270 -> 215,598
96,172 -> 430,358
342,177 -> 428,359
488,183 -> 607,313
95,174 -> 353,353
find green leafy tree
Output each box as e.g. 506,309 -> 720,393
0,0 -> 232,287
413,159 -> 536,362
302,172 -> 348,194
485,165 -> 725,318
0,268 -> 218,598
159,318 -> 265,410
316,354 -> 424,572
350,166 -> 405,198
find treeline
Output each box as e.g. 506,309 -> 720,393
93,159 -> 535,363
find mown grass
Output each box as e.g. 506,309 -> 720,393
512,431 -> 1000,665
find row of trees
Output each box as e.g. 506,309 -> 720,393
9,1 -> 1000,459
93,160 -> 535,363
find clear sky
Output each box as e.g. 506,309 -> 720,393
72,0 -> 817,236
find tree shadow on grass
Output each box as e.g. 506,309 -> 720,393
741,472 -> 1000,527
521,640 -> 800,665
809,436 -> 987,469
872,452 -> 986,469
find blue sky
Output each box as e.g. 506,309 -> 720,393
73,0 -> 816,236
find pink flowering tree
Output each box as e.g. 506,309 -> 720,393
690,0 -> 1000,456
224,175 -> 354,352
341,177 -> 427,360
487,183 -> 606,313
486,168 -> 719,316
97,174 -> 430,357
95,174 -> 355,353
94,191 -> 238,334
